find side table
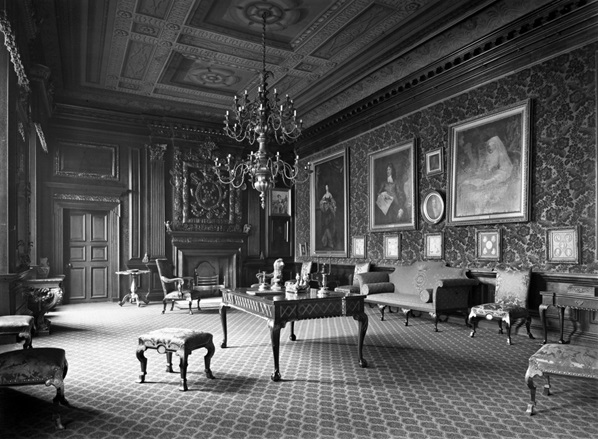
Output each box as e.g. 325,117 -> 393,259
117,269 -> 151,307
539,290 -> 598,344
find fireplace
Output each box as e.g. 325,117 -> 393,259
169,232 -> 245,289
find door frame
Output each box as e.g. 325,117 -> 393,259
52,194 -> 121,303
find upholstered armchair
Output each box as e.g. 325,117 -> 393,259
155,259 -> 196,314
469,267 -> 535,345
334,262 -> 371,294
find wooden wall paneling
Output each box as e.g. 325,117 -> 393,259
127,146 -> 141,262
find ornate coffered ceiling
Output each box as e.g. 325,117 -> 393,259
35,0 -> 553,129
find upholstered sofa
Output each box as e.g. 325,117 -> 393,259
356,261 -> 479,331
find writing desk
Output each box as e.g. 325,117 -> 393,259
539,291 -> 598,344
220,288 -> 368,382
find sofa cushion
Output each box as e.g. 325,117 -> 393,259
362,282 -> 395,295
420,289 -> 433,303
352,262 -> 371,286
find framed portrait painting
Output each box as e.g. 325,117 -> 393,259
447,100 -> 530,225
424,232 -> 443,260
269,188 -> 291,216
369,140 -> 417,231
310,148 -> 348,257
547,226 -> 580,264
476,228 -> 501,261
421,190 -> 444,225
425,148 -> 443,176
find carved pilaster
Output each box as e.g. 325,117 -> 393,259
148,142 -> 166,161
146,143 -> 166,257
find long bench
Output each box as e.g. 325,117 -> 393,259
356,261 -> 479,331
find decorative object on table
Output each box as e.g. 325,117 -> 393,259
269,188 -> 291,216
447,99 -> 530,225
546,226 -> 580,264
421,190 -> 444,225
136,328 -> 215,392
425,148 -> 443,176
424,232 -> 443,260
383,234 -> 401,260
270,258 -> 285,291
310,148 -> 348,257
285,273 -> 309,294
216,11 -> 310,208
316,260 -> 331,296
368,139 -> 417,232
352,236 -> 366,259
476,228 -> 501,261
254,271 -> 270,291
37,257 -> 51,278
468,267 -> 534,345
142,253 -> 149,264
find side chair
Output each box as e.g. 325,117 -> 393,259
469,267 -> 535,345
155,258 -> 196,314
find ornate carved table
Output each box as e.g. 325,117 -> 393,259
220,288 -> 368,382
22,276 -> 65,335
539,290 -> 598,344
116,269 -> 151,307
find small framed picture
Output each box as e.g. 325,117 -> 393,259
269,188 -> 291,216
352,236 -> 366,258
421,190 -> 444,225
547,226 -> 580,264
425,148 -> 443,176
424,232 -> 443,260
299,242 -> 307,257
383,234 -> 401,260
476,228 -> 501,261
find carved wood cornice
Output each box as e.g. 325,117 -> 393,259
297,0 -> 598,156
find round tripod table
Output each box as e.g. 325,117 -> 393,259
117,269 -> 151,306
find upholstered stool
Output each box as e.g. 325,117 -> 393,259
0,347 -> 69,429
0,315 -> 34,348
136,328 -> 215,391
525,344 -> 598,415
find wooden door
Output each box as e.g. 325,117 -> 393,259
65,209 -> 111,302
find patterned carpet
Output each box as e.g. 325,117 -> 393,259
0,301 -> 597,439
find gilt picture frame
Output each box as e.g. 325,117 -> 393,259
269,188 -> 291,216
476,228 -> 501,261
424,232 -> 443,260
368,140 -> 417,231
421,190 -> 444,225
547,226 -> 580,264
447,100 -> 530,225
310,148 -> 348,257
425,148 -> 443,176
383,234 -> 401,260
352,236 -> 366,259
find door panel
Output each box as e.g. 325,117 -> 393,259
65,210 -> 111,302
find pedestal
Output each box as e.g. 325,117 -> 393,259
23,276 -> 65,335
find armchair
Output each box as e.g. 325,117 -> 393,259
155,259 -> 196,315
334,261 -> 371,294
468,267 -> 535,345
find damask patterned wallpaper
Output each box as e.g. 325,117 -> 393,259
295,43 -> 597,273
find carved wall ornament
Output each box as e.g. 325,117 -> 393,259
169,143 -> 242,233
53,193 -> 120,204
147,143 -> 167,161
0,10 -> 31,92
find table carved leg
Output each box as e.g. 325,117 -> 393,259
269,320 -> 283,382
179,352 -> 188,391
354,312 -> 368,368
539,304 -> 549,344
558,307 -> 568,344
136,344 -> 148,383
289,321 -> 296,341
220,304 -> 229,348
166,352 -> 174,372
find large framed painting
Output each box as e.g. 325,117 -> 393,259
310,148 -> 348,257
369,140 -> 417,231
447,100 -> 531,225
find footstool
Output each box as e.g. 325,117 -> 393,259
525,343 -> 598,415
136,328 -> 215,391
0,347 -> 69,429
0,315 -> 34,348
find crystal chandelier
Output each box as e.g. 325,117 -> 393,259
216,10 -> 309,208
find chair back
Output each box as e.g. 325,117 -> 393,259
155,258 -> 177,295
494,267 -> 532,308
